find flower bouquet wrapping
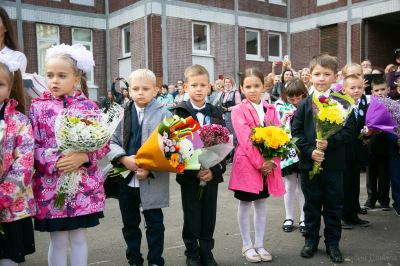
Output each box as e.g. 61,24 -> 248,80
310,93 -> 354,179
109,115 -> 202,180
362,95 -> 400,136
250,121 -> 298,182
0,120 -> 6,234
53,104 -> 124,211
196,124 -> 233,200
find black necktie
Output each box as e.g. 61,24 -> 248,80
195,108 -> 206,115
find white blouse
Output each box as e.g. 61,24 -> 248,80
250,100 -> 265,127
1,46 -> 27,73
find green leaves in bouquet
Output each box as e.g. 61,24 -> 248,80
109,166 -> 129,183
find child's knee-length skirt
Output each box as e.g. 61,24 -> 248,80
0,217 -> 35,263
34,212 -> 104,232
234,182 -> 270,202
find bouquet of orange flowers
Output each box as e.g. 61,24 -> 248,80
251,121 -> 298,182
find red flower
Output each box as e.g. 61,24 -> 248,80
318,97 -> 330,104
177,163 -> 185,172
174,145 -> 180,152
169,129 -> 174,134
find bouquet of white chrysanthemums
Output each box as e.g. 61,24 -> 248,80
53,104 -> 124,211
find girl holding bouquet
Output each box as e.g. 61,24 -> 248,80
0,56 -> 35,265
30,44 -> 109,266
228,68 -> 286,263
275,78 -> 308,233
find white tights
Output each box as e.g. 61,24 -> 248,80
0,259 -> 18,266
48,228 -> 88,266
238,199 -> 269,257
283,173 -> 305,225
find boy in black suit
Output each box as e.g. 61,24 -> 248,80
340,75 -> 371,229
292,54 -> 355,263
172,65 -> 226,266
364,78 -> 392,211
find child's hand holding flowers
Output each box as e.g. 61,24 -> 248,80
56,153 -> 88,172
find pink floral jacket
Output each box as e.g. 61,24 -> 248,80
29,91 -> 110,220
0,99 -> 36,223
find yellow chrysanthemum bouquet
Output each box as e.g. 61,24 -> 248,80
251,121 -> 298,182
310,92 -> 354,179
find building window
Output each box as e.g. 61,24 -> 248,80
72,28 -> 93,84
320,25 -> 338,57
70,0 -> 94,6
246,29 -> 260,59
268,32 -> 281,61
122,26 -> 131,57
37,24 -> 59,76
192,22 -> 210,55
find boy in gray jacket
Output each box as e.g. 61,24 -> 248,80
103,69 -> 172,266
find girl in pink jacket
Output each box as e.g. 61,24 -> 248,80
30,45 -> 109,266
228,68 -> 286,263
0,57 -> 36,265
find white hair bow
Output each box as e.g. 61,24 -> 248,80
0,53 -> 21,73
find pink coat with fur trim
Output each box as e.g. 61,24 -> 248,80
228,99 -> 286,197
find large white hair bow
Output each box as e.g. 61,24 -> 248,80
45,43 -> 95,74
0,53 -> 21,73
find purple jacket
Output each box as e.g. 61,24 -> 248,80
386,69 -> 400,100
29,91 -> 110,220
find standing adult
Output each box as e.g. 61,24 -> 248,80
102,91 -> 116,113
174,85 -> 185,104
271,69 -> 293,102
119,88 -> 130,104
0,7 -> 27,73
387,49 -> 400,100
361,59 -> 372,69
111,77 -> 129,103
212,79 -> 224,106
220,76 -> 241,163
299,68 -> 312,90
177,79 -> 184,88
385,64 -> 396,75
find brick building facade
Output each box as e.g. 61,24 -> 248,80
1,0 -> 399,104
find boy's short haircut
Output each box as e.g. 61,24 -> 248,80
185,64 -> 209,83
341,63 -> 361,77
264,76 -> 274,85
309,53 -> 338,74
343,74 -> 362,88
371,77 -> 388,88
129,69 -> 156,87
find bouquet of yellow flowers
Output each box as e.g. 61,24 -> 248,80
251,121 -> 298,182
310,92 -> 354,179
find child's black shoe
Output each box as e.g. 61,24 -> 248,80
186,257 -> 202,266
396,209 -> 400,217
201,255 -> 218,266
300,243 -> 318,258
326,245 -> 344,263
349,217 -> 369,227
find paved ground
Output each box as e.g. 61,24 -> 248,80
24,157 -> 399,266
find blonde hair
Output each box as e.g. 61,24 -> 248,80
129,69 -> 156,87
0,63 -> 25,113
224,75 -> 236,88
47,54 -> 89,98
264,76 -> 274,85
342,63 -> 362,77
343,74 -> 362,88
299,68 -> 310,76
184,64 -> 209,83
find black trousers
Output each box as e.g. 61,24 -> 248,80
118,185 -> 165,266
301,170 -> 343,246
180,181 -> 218,259
366,155 -> 391,206
342,160 -> 361,221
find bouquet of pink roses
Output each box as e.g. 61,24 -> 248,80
196,124 -> 233,199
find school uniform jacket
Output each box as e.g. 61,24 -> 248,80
172,100 -> 226,185
291,93 -> 356,171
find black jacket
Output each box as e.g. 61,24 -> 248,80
172,100 -> 226,185
292,94 -> 356,171
102,98 -> 113,113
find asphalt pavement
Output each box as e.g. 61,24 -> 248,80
23,157 -> 399,266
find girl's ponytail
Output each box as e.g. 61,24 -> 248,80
79,71 -> 89,99
9,69 -> 25,113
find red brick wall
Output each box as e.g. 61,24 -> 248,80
109,0 -> 141,13
337,22 -> 347,69
93,30 -> 107,100
290,28 -> 320,70
291,0 -> 347,19
22,0 -> 105,14
109,27 -> 121,86
131,18 -> 146,71
166,17 -> 192,85
148,15 -> 163,78
178,0 -> 234,10
60,26 -> 72,45
239,0 -> 286,18
365,19 -> 400,69
351,23 -> 361,64
211,24 -> 235,82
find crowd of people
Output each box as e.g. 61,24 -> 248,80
1,5 -> 400,266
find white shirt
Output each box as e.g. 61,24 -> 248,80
190,101 -> 206,127
1,46 -> 27,73
249,100 -> 265,126
316,88 -> 332,98
128,103 -> 145,188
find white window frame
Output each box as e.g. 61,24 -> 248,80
268,32 -> 282,62
72,28 -> 94,85
37,24 -> 60,77
245,29 -> 262,60
192,22 -> 210,55
121,25 -> 131,57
